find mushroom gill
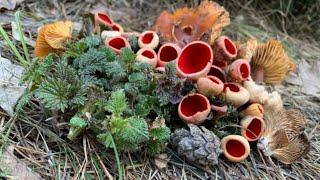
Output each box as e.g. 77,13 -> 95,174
250,39 -> 296,85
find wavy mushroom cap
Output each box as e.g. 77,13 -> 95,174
35,21 -> 73,59
155,1 -> 230,47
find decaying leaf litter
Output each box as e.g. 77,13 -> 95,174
0,0 -> 319,179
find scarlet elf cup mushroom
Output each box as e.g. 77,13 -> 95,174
136,48 -> 158,68
95,12 -> 114,27
197,75 -> 224,96
240,116 -> 265,142
208,65 -> 227,82
157,43 -> 181,67
228,59 -> 251,82
178,93 -> 211,124
105,36 -> 130,54
138,30 -> 160,49
221,135 -> 250,162
223,83 -> 250,107
213,36 -> 237,62
176,41 -> 213,81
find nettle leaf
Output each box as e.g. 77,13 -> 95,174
70,116 -> 87,128
134,95 -> 157,117
119,48 -> 136,70
105,61 -> 126,78
36,78 -> 70,112
80,35 -> 101,48
106,90 -> 127,117
150,127 -> 170,142
97,132 -> 114,148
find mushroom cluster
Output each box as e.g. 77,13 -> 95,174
93,0 -> 308,165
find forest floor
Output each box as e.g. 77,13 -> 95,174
0,0 -> 319,179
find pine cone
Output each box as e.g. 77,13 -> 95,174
170,124 -> 222,166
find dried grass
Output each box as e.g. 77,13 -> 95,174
0,0 -> 319,179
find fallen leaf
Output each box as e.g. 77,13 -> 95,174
154,153 -> 169,169
0,56 -> 27,116
0,145 -> 43,180
286,59 -> 320,96
0,0 -> 24,10
0,0 -> 16,10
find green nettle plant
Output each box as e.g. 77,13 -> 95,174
21,35 -> 172,156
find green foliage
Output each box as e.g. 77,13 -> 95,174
21,54 -> 55,84
127,35 -> 139,52
22,35 -> 171,155
102,90 -> 150,151
68,116 -> 88,140
106,89 -> 127,118
36,61 -> 87,112
147,126 -> 170,155
156,62 -> 185,106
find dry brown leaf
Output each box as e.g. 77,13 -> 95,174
155,1 -> 230,47
0,145 -> 43,180
251,39 -> 296,85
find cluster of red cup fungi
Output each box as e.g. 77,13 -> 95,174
95,12 -> 266,163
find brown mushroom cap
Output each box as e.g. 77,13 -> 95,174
155,1 -> 230,47
35,21 -> 73,59
250,39 -> 296,85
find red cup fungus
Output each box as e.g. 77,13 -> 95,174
111,23 -> 124,33
208,65 -> 226,82
95,12 -> 114,27
197,75 -> 224,96
223,83 -> 250,107
157,43 -> 181,67
213,36 -> 237,62
176,41 -> 213,81
221,135 -> 250,162
138,30 -> 159,49
105,36 -> 130,54
136,48 -> 158,68
178,93 -> 211,124
240,116 -> 265,141
228,59 -> 251,82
